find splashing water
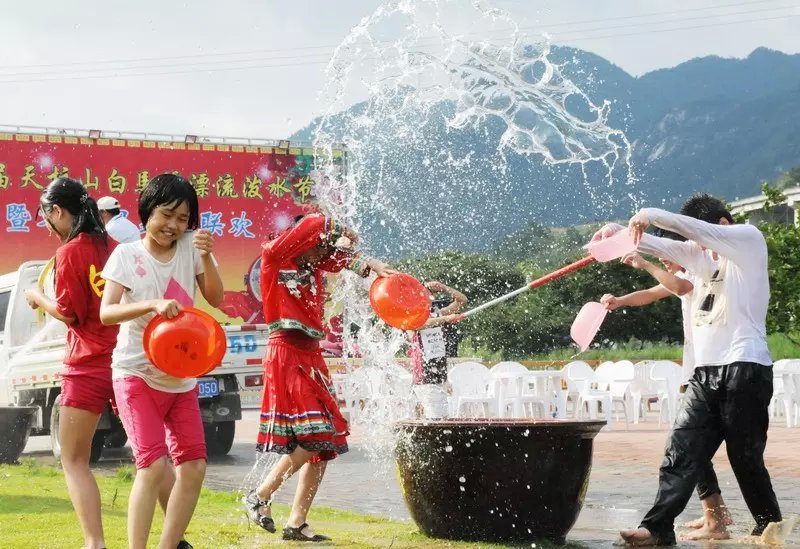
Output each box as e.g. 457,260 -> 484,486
243,0 -> 637,497
313,0 -> 636,253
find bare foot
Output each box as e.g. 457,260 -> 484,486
615,528 -> 662,546
683,513 -> 733,529
685,498 -> 733,529
680,522 -> 731,541
683,516 -> 705,529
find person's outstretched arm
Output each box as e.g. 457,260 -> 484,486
601,285 -> 672,310
621,253 -> 693,296
426,281 -> 468,316
630,208 -> 764,267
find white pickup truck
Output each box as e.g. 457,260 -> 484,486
0,260 -> 269,462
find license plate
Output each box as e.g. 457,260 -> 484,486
197,378 -> 219,398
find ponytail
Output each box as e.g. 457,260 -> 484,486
41,177 -> 109,245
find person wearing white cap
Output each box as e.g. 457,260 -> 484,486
96,196 -> 141,244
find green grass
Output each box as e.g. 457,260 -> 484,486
526,341 -> 683,363
766,332 -> 800,359
1,462 -> 561,548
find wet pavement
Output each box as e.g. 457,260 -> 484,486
19,410 -> 800,547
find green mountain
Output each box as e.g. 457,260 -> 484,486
293,46 -> 800,256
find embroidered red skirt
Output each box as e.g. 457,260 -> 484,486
256,330 -> 349,462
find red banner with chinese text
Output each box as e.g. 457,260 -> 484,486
0,132 -> 339,325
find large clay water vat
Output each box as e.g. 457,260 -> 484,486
394,418 -> 605,544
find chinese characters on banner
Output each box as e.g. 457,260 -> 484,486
0,134 -> 343,324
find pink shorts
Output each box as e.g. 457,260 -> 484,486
60,366 -> 113,415
113,376 -> 207,469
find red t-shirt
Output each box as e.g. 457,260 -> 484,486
54,233 -> 120,370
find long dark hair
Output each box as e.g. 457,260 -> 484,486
40,177 -> 108,244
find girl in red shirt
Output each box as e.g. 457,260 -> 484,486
244,214 -> 396,542
25,177 -> 120,549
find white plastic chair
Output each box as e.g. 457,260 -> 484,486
383,363 -> 414,420
488,362 -> 547,418
595,360 -> 635,427
331,373 -> 354,421
342,365 -> 412,423
342,367 -> 381,423
447,362 -> 495,418
489,361 -> 529,375
650,361 -> 682,427
630,360 -> 659,423
563,361 -> 612,426
560,361 -> 591,417
771,360 -> 799,427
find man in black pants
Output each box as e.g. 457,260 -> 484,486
596,194 -> 781,546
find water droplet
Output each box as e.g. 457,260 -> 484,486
444,445 -> 453,452
458,476 -> 466,483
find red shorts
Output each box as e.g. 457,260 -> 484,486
59,365 -> 113,415
257,331 -> 349,462
113,376 -> 206,469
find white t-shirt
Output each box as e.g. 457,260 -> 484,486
662,270 -> 700,383
106,214 -> 142,244
102,233 -> 204,392
639,209 -> 772,368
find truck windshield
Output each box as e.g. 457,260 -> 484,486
0,291 -> 9,333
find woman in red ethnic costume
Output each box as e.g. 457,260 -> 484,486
244,214 -> 396,542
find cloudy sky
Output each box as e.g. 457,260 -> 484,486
0,0 -> 798,139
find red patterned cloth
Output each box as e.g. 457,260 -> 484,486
256,331 -> 349,461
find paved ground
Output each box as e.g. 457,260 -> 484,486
19,410 -> 800,547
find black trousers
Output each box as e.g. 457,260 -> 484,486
639,362 -> 781,545
696,460 -> 721,500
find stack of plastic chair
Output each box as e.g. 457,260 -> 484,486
447,361 -> 495,418
331,372 -> 354,421
489,361 -> 547,418
771,359 -> 799,427
650,361 -> 682,427
595,360 -> 635,427
383,362 -> 414,420
630,360 -> 658,423
342,367 -> 374,423
563,361 -> 612,426
343,366 -> 395,423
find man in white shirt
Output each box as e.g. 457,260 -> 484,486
97,196 -> 141,244
598,194 -> 781,546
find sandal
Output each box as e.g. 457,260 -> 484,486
282,523 -> 331,542
177,541 -> 193,549
243,490 -> 276,533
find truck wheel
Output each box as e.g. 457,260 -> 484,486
105,414 -> 128,449
204,421 -> 236,457
50,395 -> 107,464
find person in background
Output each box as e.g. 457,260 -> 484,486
97,196 -> 141,244
407,281 -> 468,418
